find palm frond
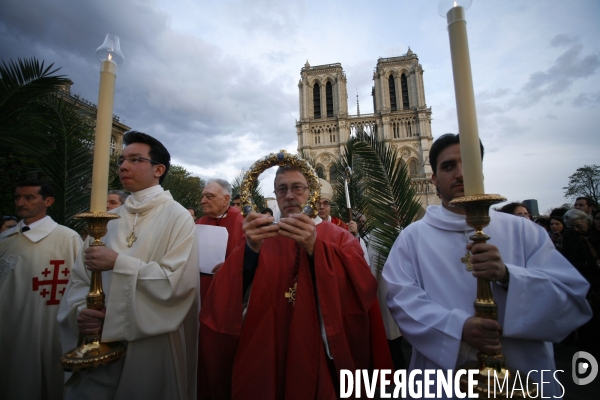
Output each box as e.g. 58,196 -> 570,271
331,131 -> 422,270
0,58 -> 70,144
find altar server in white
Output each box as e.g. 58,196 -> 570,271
0,180 -> 82,400
58,131 -> 200,400
383,134 -> 592,398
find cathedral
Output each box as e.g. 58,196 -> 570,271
295,48 -> 439,208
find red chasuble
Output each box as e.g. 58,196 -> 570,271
330,215 -> 348,230
200,222 -> 393,399
196,206 -> 245,303
196,206 -> 245,400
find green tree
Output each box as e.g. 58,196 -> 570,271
330,131 -> 422,270
0,58 -> 94,228
563,165 -> 600,207
162,165 -> 205,211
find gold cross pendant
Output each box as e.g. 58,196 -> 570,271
461,251 -> 473,271
284,282 -> 297,306
126,232 -> 137,248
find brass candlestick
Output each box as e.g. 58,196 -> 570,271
60,212 -> 126,371
449,194 -> 537,399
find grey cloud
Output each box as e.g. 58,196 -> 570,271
0,0 -> 299,169
229,0 -> 301,38
477,88 -> 510,101
572,92 -> 600,107
550,34 -> 578,48
520,43 -> 600,101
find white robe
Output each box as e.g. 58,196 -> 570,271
383,206 -> 592,398
0,217 -> 81,400
58,190 -> 200,400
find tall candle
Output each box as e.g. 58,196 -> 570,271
89,59 -> 117,212
446,6 -> 485,196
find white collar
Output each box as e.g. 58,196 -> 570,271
21,215 -> 49,230
438,205 -> 467,222
129,185 -> 164,207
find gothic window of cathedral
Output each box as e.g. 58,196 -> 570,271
408,159 -> 418,176
389,75 -> 397,111
328,127 -> 336,143
316,164 -> 325,178
401,74 -> 410,110
329,164 -> 340,183
326,81 -> 334,117
313,83 -> 321,119
407,121 -> 413,137
392,120 -> 400,138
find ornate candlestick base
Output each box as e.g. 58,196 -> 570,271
60,212 -> 127,372
449,195 -> 537,398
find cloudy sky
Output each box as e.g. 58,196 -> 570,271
1,0 -> 599,212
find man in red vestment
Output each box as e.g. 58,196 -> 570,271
196,178 -> 244,400
197,178 -> 245,300
200,166 -> 392,399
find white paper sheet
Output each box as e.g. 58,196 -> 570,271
195,224 -> 228,274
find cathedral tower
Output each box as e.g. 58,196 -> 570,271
296,49 -> 439,208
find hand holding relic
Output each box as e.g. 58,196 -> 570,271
243,212 -> 279,253
278,213 -> 316,256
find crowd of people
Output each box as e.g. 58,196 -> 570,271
0,131 -> 595,399
495,196 -> 600,359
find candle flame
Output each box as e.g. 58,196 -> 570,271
453,1 -> 458,6
108,53 -> 112,61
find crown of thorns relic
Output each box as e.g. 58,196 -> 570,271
240,150 -> 320,218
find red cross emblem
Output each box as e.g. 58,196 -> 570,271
32,260 -> 70,305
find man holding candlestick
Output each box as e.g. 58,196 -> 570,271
383,134 -> 592,397
58,131 -> 200,400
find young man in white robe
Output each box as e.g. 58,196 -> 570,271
0,180 -> 82,400
58,131 -> 200,400
383,134 -> 592,398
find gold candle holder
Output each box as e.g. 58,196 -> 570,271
60,212 -> 126,371
449,194 -> 536,398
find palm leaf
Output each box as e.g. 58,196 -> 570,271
331,131 -> 422,270
0,58 -> 70,145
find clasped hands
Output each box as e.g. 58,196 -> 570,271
462,242 -> 509,353
244,212 -> 316,255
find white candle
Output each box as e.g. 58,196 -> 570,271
446,5 -> 485,196
90,59 -> 117,212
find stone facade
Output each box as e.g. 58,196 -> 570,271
296,49 -> 439,208
57,81 -> 130,156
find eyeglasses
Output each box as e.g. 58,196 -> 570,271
2,216 -> 17,221
116,156 -> 160,167
274,185 -> 308,198
319,200 -> 331,207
